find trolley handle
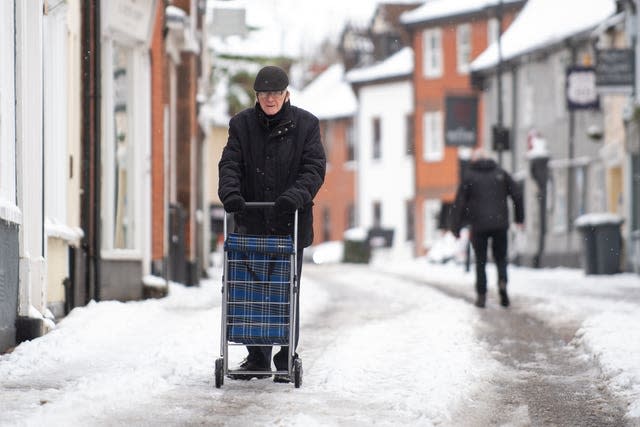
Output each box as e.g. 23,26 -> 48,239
244,201 -> 275,208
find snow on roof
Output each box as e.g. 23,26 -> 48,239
295,63 -> 358,120
471,0 -> 616,72
345,47 -> 413,84
400,0 -> 522,25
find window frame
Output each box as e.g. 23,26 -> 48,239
422,28 -> 443,78
423,111 -> 444,162
456,23 -> 472,75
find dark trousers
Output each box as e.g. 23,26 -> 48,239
470,229 -> 508,295
247,249 -> 303,369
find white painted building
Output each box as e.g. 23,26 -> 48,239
99,0 -> 156,300
0,0 -> 21,352
43,0 -> 84,319
347,47 -> 416,259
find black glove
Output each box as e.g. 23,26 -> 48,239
223,194 -> 245,213
274,195 -> 297,213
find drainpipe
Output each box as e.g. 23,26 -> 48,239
81,0 -> 90,303
81,0 -> 102,303
567,44 -> 578,245
93,0 -> 102,301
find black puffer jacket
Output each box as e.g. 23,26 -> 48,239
218,100 -> 326,248
451,158 -> 524,234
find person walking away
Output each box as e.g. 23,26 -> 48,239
218,65 -> 326,381
450,149 -> 524,308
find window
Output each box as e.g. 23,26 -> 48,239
372,201 -> 382,228
346,204 -> 356,230
323,206 -> 331,242
44,5 -> 69,228
0,2 -> 16,216
372,117 -> 381,159
457,24 -> 471,74
346,119 -> 355,162
112,43 -> 136,249
423,111 -> 443,162
405,200 -> 415,241
422,28 -> 443,78
423,199 -> 441,248
320,121 -> 331,160
487,18 -> 500,46
405,114 -> 414,156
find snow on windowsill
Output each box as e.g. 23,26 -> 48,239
0,197 -> 22,225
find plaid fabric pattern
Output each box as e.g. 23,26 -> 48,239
225,233 -> 294,255
225,233 -> 294,344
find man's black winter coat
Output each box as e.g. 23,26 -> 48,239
218,101 -> 326,248
451,158 -> 524,234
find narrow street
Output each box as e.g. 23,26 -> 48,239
1,262 -> 637,426
372,268 -> 631,426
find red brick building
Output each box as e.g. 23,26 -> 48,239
401,1 -> 525,255
295,64 -> 358,245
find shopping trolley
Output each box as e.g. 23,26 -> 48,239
215,202 -> 302,388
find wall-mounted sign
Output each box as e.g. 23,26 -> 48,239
102,0 -> 156,45
566,66 -> 599,111
445,95 -> 477,147
596,48 -> 635,93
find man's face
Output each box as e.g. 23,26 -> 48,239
256,90 -> 288,116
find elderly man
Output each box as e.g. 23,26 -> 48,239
218,65 -> 326,381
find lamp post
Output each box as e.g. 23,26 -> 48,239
492,0 -> 509,167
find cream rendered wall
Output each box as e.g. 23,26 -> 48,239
207,125 -> 227,204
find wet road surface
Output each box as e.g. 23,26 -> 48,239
377,268 -> 631,426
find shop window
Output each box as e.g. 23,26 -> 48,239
112,43 -> 135,249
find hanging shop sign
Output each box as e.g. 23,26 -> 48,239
445,95 -> 478,147
595,48 -> 635,93
566,66 -> 599,111
102,0 -> 157,45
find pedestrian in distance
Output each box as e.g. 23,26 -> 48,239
218,65 -> 326,382
450,148 -> 524,308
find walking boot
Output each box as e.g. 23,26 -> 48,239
474,293 -> 486,308
228,357 -> 271,380
498,281 -> 510,308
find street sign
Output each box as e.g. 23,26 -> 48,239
566,66 -> 599,110
595,48 -> 635,93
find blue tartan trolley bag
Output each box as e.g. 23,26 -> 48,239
215,202 -> 302,388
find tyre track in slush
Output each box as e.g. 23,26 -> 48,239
376,269 -> 630,426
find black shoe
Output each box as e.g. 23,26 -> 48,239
475,293 -> 486,308
228,358 -> 271,380
498,281 -> 509,307
274,350 -> 297,370
499,290 -> 510,307
273,375 -> 292,383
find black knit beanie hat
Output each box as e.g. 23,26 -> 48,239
254,65 -> 289,91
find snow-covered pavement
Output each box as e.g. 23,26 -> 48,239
0,256 -> 639,426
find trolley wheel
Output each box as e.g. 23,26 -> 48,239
293,357 -> 303,388
215,358 -> 224,388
